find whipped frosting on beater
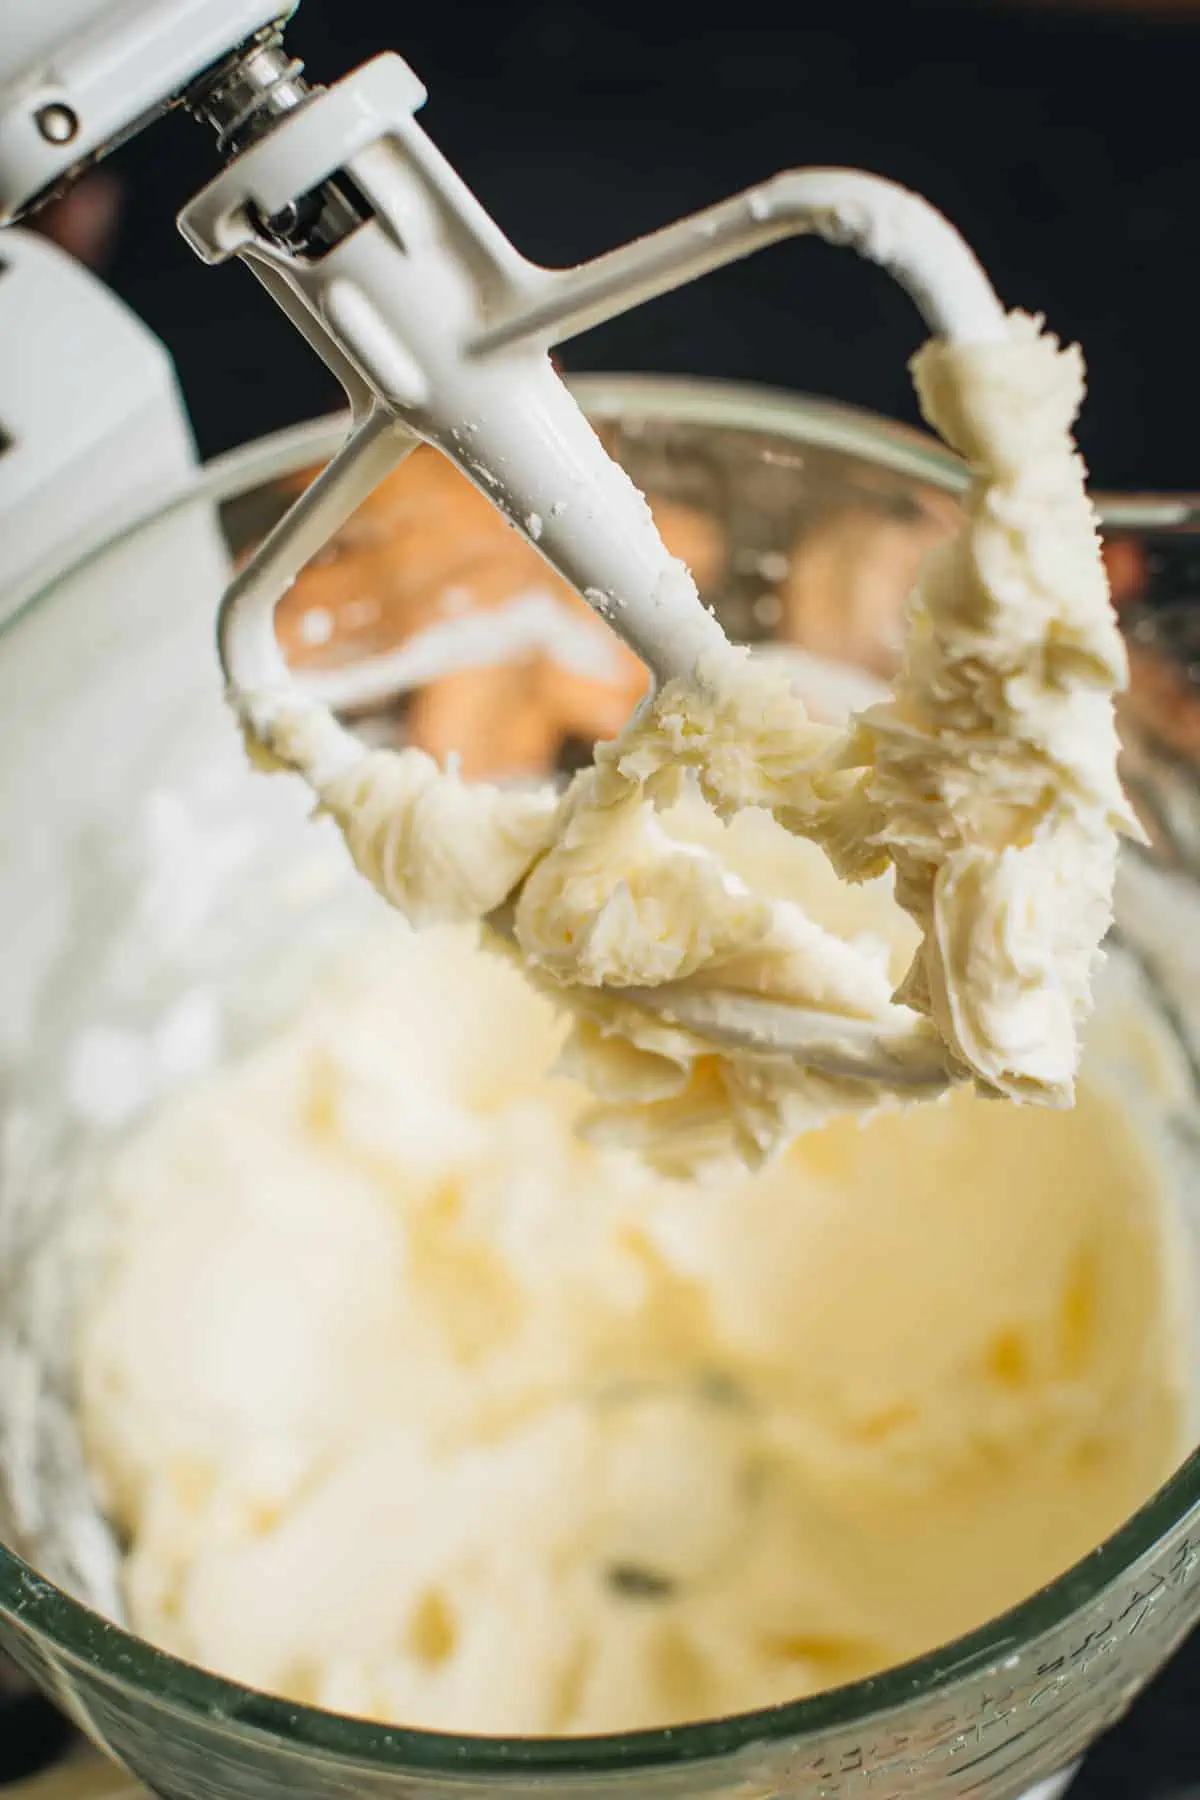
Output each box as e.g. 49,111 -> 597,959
248,312 -> 1135,1174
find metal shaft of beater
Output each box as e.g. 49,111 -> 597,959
186,27 -> 314,158
187,34 -> 377,261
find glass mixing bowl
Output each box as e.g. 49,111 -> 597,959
2,376 -> 1200,1800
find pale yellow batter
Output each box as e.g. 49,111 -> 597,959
79,915 -> 1187,1737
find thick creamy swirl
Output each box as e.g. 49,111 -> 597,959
833,315 -> 1140,1099
78,921 -> 1187,1736
245,312 -> 1134,1174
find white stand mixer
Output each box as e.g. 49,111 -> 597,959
0,11 -> 1101,1794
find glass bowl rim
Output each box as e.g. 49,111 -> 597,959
2,370 -> 1198,1776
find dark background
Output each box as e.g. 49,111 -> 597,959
6,1 -> 1200,1794
87,0 -> 1200,491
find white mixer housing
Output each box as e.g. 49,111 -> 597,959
0,0 -> 289,223
0,228 -> 205,625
